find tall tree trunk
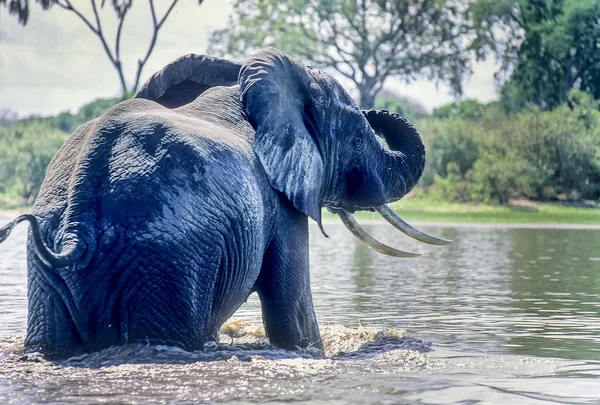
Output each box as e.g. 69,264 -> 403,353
359,91 -> 376,109
357,80 -> 383,109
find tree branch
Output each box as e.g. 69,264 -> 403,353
90,0 -> 127,95
372,3 -> 408,57
115,12 -> 125,62
294,12 -> 360,84
157,0 -> 179,28
57,0 -> 98,34
131,0 -> 180,93
313,3 -> 369,82
114,6 -> 127,94
58,0 -> 127,95
90,0 -> 112,61
148,0 -> 158,27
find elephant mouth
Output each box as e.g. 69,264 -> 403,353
329,205 -> 451,258
327,205 -> 375,214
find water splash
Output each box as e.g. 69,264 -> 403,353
0,320 -> 430,367
0,324 -> 574,404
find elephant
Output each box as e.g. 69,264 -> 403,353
0,48 -> 449,358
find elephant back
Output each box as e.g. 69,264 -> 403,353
135,54 -> 241,108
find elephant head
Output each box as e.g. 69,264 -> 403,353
238,48 -> 449,255
136,48 -> 450,256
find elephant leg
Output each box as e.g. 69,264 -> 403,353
25,257 -> 82,357
255,205 -> 322,351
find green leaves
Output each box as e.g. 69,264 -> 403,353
0,121 -> 67,205
472,0 -> 600,110
209,0 -> 479,108
0,98 -> 119,207
419,93 -> 600,203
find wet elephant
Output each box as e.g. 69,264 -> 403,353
0,48 -> 448,358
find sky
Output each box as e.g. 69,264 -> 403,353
0,0 -> 500,118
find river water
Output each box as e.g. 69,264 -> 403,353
1,213 -> 599,404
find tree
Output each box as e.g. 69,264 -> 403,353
472,0 -> 600,110
1,0 -> 205,97
433,99 -> 488,119
0,97 -> 122,206
209,0 -> 482,108
0,109 -> 19,127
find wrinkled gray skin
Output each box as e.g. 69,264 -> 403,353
2,48 -> 426,358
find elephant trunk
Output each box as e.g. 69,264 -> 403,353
363,109 -> 425,202
336,109 -> 449,258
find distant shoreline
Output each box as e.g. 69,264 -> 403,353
319,219 -> 600,230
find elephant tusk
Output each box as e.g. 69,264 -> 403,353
376,205 -> 452,246
337,211 -> 420,258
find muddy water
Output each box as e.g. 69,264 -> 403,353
1,214 -> 599,404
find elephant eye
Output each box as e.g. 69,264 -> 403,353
352,134 -> 364,150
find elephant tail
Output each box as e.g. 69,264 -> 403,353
0,214 -> 91,269
1,213 -> 93,343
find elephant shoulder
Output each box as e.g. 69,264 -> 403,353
102,98 -> 167,118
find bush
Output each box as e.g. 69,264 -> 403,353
418,118 -> 480,187
432,99 -> 488,119
0,121 -> 68,204
417,90 -> 600,203
0,97 -> 120,207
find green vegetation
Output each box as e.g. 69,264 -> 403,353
0,121 -> 67,207
211,0 -> 600,113
323,197 -> 599,224
385,198 -> 599,225
471,0 -> 600,111
322,195 -> 599,225
204,0 -> 600,222
1,93 -> 599,223
0,98 -> 120,207
432,99 -> 490,120
209,0 -> 480,108
419,92 -> 600,205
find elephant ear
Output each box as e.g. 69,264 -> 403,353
239,48 -> 325,228
135,54 -> 241,108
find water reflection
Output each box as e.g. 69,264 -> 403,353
307,223 -> 600,361
506,228 -> 600,359
349,236 -> 375,313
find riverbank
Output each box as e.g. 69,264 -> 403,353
1,198 -> 598,226
327,198 -> 600,225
